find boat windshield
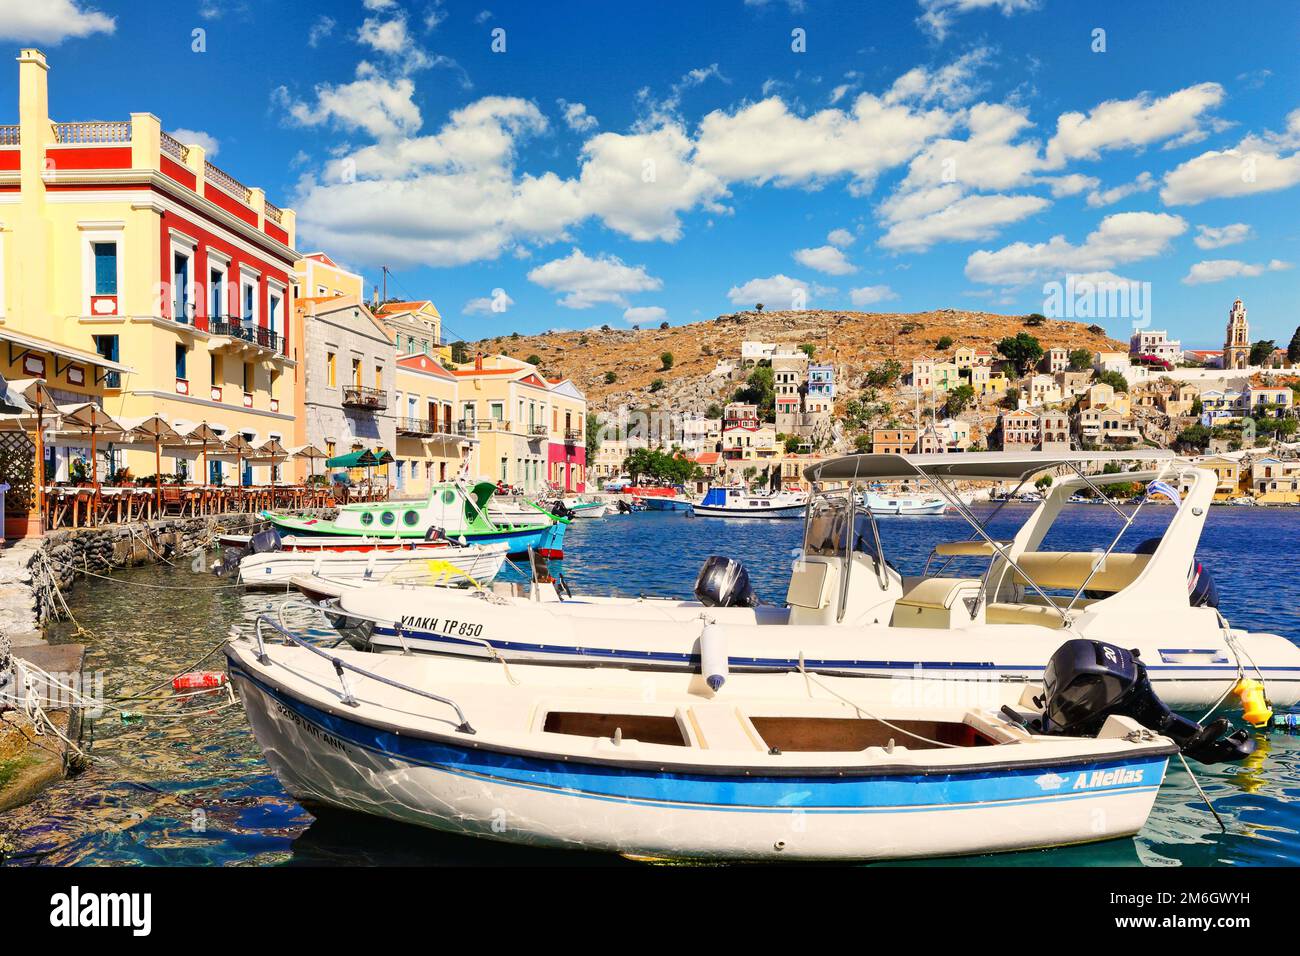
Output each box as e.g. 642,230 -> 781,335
803,493 -> 882,562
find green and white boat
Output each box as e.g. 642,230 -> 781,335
263,481 -> 569,557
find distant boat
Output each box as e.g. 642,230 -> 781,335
641,495 -> 694,513
857,490 -> 947,516
693,486 -> 806,519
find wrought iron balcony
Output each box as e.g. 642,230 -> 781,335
529,423 -> 548,437
209,319 -> 283,355
342,385 -> 388,410
565,427 -> 583,442
397,417 -> 436,436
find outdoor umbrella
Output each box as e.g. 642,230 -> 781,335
55,403 -> 125,520
118,414 -> 181,514
3,379 -> 59,527
225,433 -> 255,487
179,421 -> 224,486
255,438 -> 290,497
290,444 -> 328,481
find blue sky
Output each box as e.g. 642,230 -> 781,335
3,0 -> 1298,348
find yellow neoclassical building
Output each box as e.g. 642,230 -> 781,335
1,49 -> 298,485
392,352 -> 472,499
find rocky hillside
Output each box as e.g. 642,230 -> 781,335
473,308 -> 1127,413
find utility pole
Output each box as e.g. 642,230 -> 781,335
381,265 -> 390,303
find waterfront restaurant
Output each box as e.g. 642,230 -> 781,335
0,51 -> 298,508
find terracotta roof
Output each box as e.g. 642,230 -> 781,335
376,300 -> 434,314
693,452 -> 721,465
397,354 -> 456,380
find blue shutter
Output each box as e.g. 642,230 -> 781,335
93,243 -> 117,295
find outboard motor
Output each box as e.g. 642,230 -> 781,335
616,500 -> 632,515
424,525 -> 446,542
547,500 -> 577,521
694,556 -> 758,609
248,528 -> 283,554
1131,537 -> 1219,609
212,545 -> 248,577
1034,639 -> 1254,764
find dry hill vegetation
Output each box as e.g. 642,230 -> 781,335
471,308 -> 1126,413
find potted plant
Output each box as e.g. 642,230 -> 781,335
69,457 -> 89,486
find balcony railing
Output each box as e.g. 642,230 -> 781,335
264,201 -> 283,225
205,160 -> 252,202
209,319 -> 283,355
397,417 -> 436,436
456,419 -> 479,435
0,125 -> 19,146
565,427 -> 582,442
343,385 -> 388,411
52,120 -> 130,144
160,130 -> 189,162
529,424 -> 548,437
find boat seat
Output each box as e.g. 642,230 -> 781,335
896,577 -> 982,611
934,540 -> 1011,557
687,706 -> 763,751
1009,552 -> 1151,593
985,602 -> 1069,629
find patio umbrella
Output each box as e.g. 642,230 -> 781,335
56,403 -> 125,510
3,379 -> 59,527
180,421 -> 224,486
225,433 -> 255,487
255,438 -> 289,494
290,443 -> 328,481
119,414 -> 182,513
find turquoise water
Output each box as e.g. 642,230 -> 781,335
3,504 -> 1299,866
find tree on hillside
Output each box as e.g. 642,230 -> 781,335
705,402 -> 724,419
944,384 -> 975,418
660,351 -> 674,370
1288,326 -> 1300,364
755,303 -> 765,312
1175,422 -> 1211,452
1250,339 -> 1276,366
1096,369 -> 1129,393
1024,313 -> 1046,326
853,433 -> 872,453
996,332 -> 1044,376
1068,348 -> 1092,371
863,360 -> 902,388
585,412 -> 602,456
449,340 -> 470,363
526,354 -> 542,366
799,343 -> 816,358
936,335 -> 954,351
649,378 -> 665,392
734,365 -> 776,421
604,371 -> 617,384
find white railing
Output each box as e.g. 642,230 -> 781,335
264,201 -> 283,225
160,130 -> 189,162
0,125 -> 19,146
204,160 -> 251,202
52,121 -> 131,144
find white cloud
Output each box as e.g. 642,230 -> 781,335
793,245 -> 857,275
557,100 -> 598,133
307,15 -> 335,47
527,249 -> 663,309
849,285 -> 900,306
1160,110 -> 1300,205
1045,83 -> 1225,166
1182,258 -> 1291,285
826,228 -> 855,248
1193,222 -> 1253,250
358,13 -> 424,63
727,274 -> 812,309
623,306 -> 667,325
881,193 -> 1050,252
463,288 -> 514,314
1085,171 -> 1156,208
364,0 -> 398,9
883,47 -> 993,108
965,211 -> 1187,285
0,0 -> 115,42
275,62 -> 422,139
1043,173 -> 1100,197
168,128 -> 220,158
694,93 -> 953,193
916,0 -> 1040,41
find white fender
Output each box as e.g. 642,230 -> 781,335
700,619 -> 727,691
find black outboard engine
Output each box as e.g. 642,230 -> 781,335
213,544 -> 248,576
616,500 -> 632,514
1035,639 -> 1254,764
694,556 -> 758,608
425,525 -> 446,542
547,500 -> 577,521
248,528 -> 282,554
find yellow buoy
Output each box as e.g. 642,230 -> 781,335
1233,678 -> 1273,728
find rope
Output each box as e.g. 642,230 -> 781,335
42,556 -> 245,591
1178,752 -> 1227,833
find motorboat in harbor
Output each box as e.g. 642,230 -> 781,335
227,621 -> 1252,861
858,488 -> 948,515
262,480 -> 568,558
640,494 -> 694,513
311,451 -> 1300,711
233,539 -> 509,589
692,486 -> 807,519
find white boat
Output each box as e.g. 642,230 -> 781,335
858,489 -> 948,515
693,486 -> 807,519
320,451 -> 1300,712
237,540 -> 509,589
228,621 -> 1249,861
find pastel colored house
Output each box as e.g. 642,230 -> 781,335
392,352 -> 471,498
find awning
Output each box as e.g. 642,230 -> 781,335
0,329 -> 134,374
805,450 -> 1176,483
326,449 -> 377,468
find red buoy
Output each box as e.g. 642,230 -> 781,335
172,671 -> 228,692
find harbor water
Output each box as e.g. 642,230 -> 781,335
3,504 -> 1299,866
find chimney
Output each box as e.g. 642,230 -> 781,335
474,352 -> 483,371
17,49 -> 52,190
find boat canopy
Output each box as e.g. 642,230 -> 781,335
805,450 -> 1176,484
